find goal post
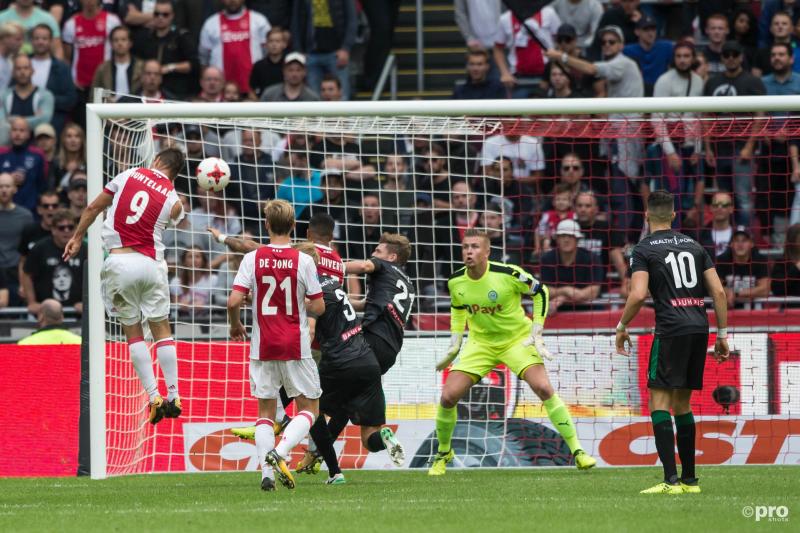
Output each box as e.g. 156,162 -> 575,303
86,96 -> 800,479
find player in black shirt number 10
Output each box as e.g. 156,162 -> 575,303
615,190 -> 730,495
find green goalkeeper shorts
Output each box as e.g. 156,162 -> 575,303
451,336 -> 543,381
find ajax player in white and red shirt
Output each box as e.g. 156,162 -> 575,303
63,148 -> 186,425
198,0 -> 270,96
62,0 -> 122,89
227,199 -> 325,492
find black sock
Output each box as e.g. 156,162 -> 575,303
651,410 -> 678,483
309,415 -> 341,476
675,412 -> 696,482
366,431 -> 386,452
279,387 -> 292,411
327,412 -> 349,441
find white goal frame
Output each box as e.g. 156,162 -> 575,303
86,95 -> 800,479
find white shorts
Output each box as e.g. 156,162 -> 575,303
249,358 -> 322,400
101,253 -> 170,326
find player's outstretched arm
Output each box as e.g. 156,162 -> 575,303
344,259 -> 376,275
207,227 -> 261,253
227,290 -> 248,341
63,191 -> 113,260
615,271 -> 649,356
703,268 -> 730,362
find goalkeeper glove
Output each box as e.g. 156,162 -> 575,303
436,334 -> 463,371
523,323 -> 553,360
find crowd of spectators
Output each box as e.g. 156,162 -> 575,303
0,0 -> 799,322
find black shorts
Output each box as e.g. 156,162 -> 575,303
647,333 -> 708,390
319,358 -> 386,427
364,330 -> 398,374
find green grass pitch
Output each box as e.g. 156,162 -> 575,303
1,466 -> 796,532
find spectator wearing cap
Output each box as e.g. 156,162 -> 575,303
90,26 -> 143,99
249,26 -> 287,99
700,13 -> 731,75
493,3 -> 561,98
0,171 -> 33,305
539,218 -> 604,312
1,53 -> 54,130
33,123 -> 57,170
260,52 -> 320,102
29,23 -> 76,136
716,226 -> 770,308
290,0 -> 356,100
623,16 -> 673,96
703,40 -> 766,228
199,0 -> 270,98
590,0 -> 642,59
546,26 -> 644,233
649,41 -> 705,228
552,23 -> 602,96
551,0 -> 603,50
65,170 -> 86,220
0,116 -> 48,213
771,223 -> 800,299
131,0 -> 198,100
194,65 -> 225,102
452,48 -> 505,100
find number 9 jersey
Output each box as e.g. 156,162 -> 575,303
101,167 -> 183,261
630,229 -> 715,337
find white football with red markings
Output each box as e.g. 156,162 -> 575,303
196,157 -> 231,192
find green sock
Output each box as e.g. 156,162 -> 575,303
543,393 -> 582,454
435,404 -> 457,453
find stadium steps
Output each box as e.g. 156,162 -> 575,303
355,1 -> 465,100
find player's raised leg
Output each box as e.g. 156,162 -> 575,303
120,323 -> 164,424
429,370 -> 473,476
521,364 -> 595,470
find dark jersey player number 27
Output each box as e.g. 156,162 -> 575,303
361,257 -> 415,374
630,230 -> 715,390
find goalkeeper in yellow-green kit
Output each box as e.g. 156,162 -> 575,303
429,229 -> 597,475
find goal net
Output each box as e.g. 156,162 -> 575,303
87,94 -> 800,478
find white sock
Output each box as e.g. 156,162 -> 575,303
129,339 -> 158,401
275,410 -> 315,459
255,418 -> 275,480
155,338 -> 179,401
